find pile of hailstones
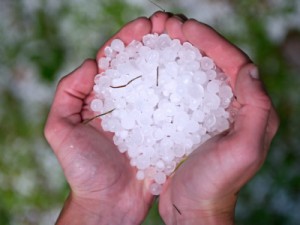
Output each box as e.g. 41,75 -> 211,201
91,33 -> 233,195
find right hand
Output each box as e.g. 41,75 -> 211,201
157,14 -> 279,225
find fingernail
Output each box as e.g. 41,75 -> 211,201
249,66 -> 259,79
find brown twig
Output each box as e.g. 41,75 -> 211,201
110,75 -> 142,88
83,108 -> 115,124
148,0 -> 166,12
170,156 -> 187,176
173,204 -> 182,215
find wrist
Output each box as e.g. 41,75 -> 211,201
161,195 -> 237,225
167,208 -> 235,225
56,192 -> 140,225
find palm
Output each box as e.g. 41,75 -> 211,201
159,129 -> 258,214
59,119 -> 155,218
45,12 -> 279,224
55,122 -> 133,194
157,17 -> 278,221
45,15 -> 173,223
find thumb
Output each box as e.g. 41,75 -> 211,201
231,63 -> 272,149
235,64 -> 270,110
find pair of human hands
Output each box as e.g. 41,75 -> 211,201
44,11 -> 279,225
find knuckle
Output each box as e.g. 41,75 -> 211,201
57,75 -> 69,89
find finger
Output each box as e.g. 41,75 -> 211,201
182,19 -> 251,87
96,17 -> 152,61
229,64 -> 273,150
52,59 -> 97,122
173,14 -> 188,22
165,15 -> 187,42
45,59 -> 97,142
149,11 -> 172,34
268,105 -> 280,139
265,105 -> 280,149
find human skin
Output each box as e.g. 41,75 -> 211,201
44,11 -> 279,225
44,15 -> 161,225
157,14 -> 279,225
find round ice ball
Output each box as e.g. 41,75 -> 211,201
91,33 -> 233,195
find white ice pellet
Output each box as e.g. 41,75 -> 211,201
204,114 -> 217,128
98,57 -> 110,70
90,99 -> 103,112
128,147 -> 139,158
120,115 -> 136,130
136,170 -> 145,180
104,46 -> 114,57
149,182 -> 162,195
164,161 -> 177,175
162,150 -> 175,163
174,146 -> 185,158
193,70 -> 208,84
130,158 -> 137,166
200,56 -> 215,70
136,154 -> 151,170
111,39 -> 125,52
156,160 -> 165,170
207,80 -> 220,94
154,171 -> 167,184
153,128 -> 164,141
219,85 -> 234,99
91,33 -> 234,195
206,70 -> 217,80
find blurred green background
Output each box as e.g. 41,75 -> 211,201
0,0 -> 299,224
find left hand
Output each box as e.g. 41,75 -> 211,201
44,12 -> 173,225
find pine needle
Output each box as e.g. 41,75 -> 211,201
110,75 -> 142,88
173,204 -> 182,215
170,156 -> 188,176
83,108 -> 115,124
148,0 -> 166,12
